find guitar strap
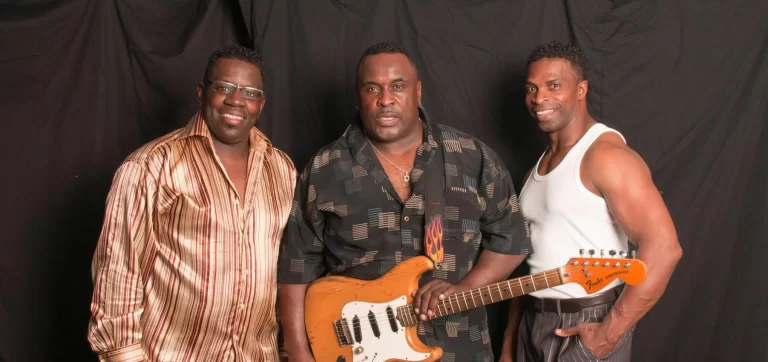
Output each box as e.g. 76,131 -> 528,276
423,122 -> 446,270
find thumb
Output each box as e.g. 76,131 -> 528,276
555,325 -> 581,337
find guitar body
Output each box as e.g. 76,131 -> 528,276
305,256 -> 441,362
304,250 -> 647,362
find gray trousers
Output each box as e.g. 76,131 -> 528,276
516,301 -> 635,362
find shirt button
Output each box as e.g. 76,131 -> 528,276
234,199 -> 239,205
404,216 -> 410,222
239,303 -> 246,309
242,269 -> 249,275
233,334 -> 239,341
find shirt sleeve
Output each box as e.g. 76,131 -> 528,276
477,144 -> 533,255
277,162 -> 328,284
87,161 -> 153,361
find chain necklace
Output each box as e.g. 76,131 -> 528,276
368,140 -> 414,182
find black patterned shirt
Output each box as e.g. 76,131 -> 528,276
278,110 -> 531,362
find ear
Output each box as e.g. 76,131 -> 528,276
197,82 -> 204,104
577,79 -> 589,100
416,79 -> 423,105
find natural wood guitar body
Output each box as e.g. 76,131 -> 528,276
303,251 -> 647,362
304,256 -> 440,362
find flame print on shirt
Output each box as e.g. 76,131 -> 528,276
424,215 -> 444,264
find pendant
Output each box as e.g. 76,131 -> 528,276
404,174 -> 410,182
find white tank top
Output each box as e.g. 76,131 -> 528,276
519,123 -> 630,299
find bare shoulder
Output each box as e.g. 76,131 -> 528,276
582,132 -> 653,193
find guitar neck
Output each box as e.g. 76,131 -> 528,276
397,268 -> 563,327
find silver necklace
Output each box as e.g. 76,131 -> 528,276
368,140 -> 414,182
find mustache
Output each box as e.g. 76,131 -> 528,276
375,108 -> 401,117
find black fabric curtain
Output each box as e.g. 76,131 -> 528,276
1,1 -> 766,361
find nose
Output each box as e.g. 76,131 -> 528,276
223,88 -> 247,107
376,89 -> 395,107
531,89 -> 548,105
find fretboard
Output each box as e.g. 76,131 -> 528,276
396,268 -> 562,327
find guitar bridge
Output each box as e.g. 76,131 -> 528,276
334,318 -> 353,346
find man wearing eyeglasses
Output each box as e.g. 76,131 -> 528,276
87,45 -> 296,362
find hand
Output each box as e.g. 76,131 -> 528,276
497,355 -> 514,362
555,322 -> 617,358
412,280 -> 462,321
286,351 -> 315,362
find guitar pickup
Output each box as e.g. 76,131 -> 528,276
334,318 -> 353,346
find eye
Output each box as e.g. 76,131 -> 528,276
366,86 -> 379,93
392,83 -> 404,91
526,85 -> 536,93
550,83 -> 560,89
214,84 -> 234,93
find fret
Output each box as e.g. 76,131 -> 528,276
544,272 -> 550,288
505,280 -> 514,299
529,275 -> 536,291
450,294 -> 461,313
443,297 -> 452,315
478,288 -> 486,305
487,285 -> 494,303
461,291 -> 470,310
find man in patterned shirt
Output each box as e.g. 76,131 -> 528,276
277,42 -> 532,362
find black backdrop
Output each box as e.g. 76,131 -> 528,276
1,1 -> 766,361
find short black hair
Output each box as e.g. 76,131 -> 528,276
203,45 -> 264,82
527,41 -> 589,80
356,41 -> 419,80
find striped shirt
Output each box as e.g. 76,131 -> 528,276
87,113 -> 296,362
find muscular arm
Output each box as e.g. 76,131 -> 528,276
278,284 -> 312,358
414,147 -> 532,319
577,135 -> 683,342
457,252 -> 527,290
276,163 -> 327,360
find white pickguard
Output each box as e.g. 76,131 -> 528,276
341,296 -> 430,362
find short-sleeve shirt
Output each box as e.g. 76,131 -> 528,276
278,110 -> 531,362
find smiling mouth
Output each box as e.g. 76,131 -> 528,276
221,113 -> 245,121
536,109 -> 555,116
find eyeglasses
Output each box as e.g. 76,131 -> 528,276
206,80 -> 264,100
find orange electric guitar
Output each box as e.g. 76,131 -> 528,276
303,249 -> 647,362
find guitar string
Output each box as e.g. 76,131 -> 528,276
337,262 -> 635,336
357,261 -> 627,322
343,271 -> 563,331
345,261 -> 632,329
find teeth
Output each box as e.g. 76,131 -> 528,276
536,109 -> 554,115
222,114 -> 244,120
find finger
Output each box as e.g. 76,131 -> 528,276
419,289 -> 435,320
413,281 -> 437,314
555,325 -> 581,337
429,286 -> 455,316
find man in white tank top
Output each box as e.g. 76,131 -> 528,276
498,41 -> 682,362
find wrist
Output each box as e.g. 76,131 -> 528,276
602,310 -> 630,343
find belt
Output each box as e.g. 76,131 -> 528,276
531,285 -> 623,314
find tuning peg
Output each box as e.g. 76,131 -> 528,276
579,249 -> 584,256
619,250 -> 627,258
609,250 -> 617,257
600,249 -> 605,257
589,249 -> 595,256
630,249 -> 637,259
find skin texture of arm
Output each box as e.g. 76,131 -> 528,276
555,133 -> 683,357
278,284 -> 315,361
